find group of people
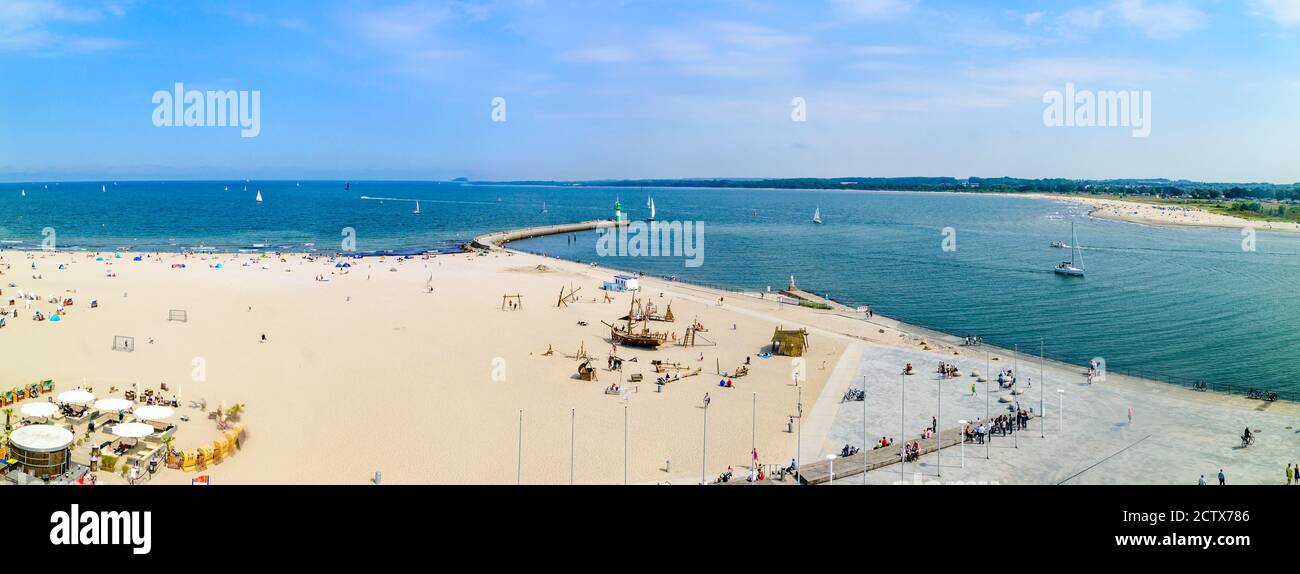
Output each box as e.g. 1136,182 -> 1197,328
963,410 -> 1032,444
902,440 -> 923,462
937,362 -> 960,378
838,444 -> 860,457
962,335 -> 983,346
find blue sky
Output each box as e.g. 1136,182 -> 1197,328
0,0 -> 1297,182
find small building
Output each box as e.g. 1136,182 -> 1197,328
8,424 -> 73,480
771,327 -> 810,357
603,274 -> 640,292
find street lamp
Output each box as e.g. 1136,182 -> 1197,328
827,454 -> 836,485
1057,389 -> 1065,434
701,400 -> 708,485
957,419 -> 967,469
936,372 -> 942,477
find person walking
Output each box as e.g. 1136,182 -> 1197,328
1198,474 -> 1206,485
1218,469 -> 1226,485
1127,407 -> 1133,425
1288,463 -> 1294,486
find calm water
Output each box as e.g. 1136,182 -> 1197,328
2,181 -> 1297,394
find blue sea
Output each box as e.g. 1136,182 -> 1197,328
2,180 -> 1297,397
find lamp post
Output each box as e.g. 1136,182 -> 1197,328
827,454 -> 836,485
936,372 -> 942,477
701,401 -> 708,485
985,351 -> 990,460
570,408 -> 575,485
516,409 -> 523,485
900,372 -> 905,483
796,386 -> 802,483
1040,338 -> 1046,439
862,375 -> 868,485
957,419 -> 967,469
623,405 -> 628,485
1057,389 -> 1065,434
751,392 -> 756,485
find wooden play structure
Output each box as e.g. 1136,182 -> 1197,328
604,297 -> 668,349
556,285 -> 582,307
577,359 -> 598,381
501,294 -> 523,310
771,327 -> 810,357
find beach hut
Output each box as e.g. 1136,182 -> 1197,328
211,438 -> 227,463
224,429 -> 240,452
197,445 -> 214,469
602,274 -> 640,292
181,449 -> 198,472
770,327 -> 810,357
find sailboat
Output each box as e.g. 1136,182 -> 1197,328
812,207 -> 822,224
224,185 -> 229,191
541,202 -> 548,214
1054,222 -> 1085,277
101,184 -> 106,193
412,200 -> 421,215
20,189 -> 25,197
647,197 -> 656,221
255,190 -> 264,204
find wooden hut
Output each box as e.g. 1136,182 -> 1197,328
771,327 -> 809,357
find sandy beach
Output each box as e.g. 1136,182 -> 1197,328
1,222 -> 1295,485
1019,193 -> 1300,233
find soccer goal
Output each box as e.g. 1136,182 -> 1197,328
168,309 -> 188,322
112,336 -> 135,352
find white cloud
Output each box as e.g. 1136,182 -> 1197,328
0,0 -> 129,53
1251,0 -> 1300,26
831,0 -> 918,19
1055,1 -> 1205,39
1022,11 -> 1046,26
1113,0 -> 1206,38
562,45 -> 633,64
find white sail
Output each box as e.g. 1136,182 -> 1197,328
255,190 -> 263,203
813,207 -> 822,224
101,184 -> 106,193
413,200 -> 421,215
648,197 -> 656,221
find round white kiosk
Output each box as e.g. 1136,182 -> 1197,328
9,425 -> 74,480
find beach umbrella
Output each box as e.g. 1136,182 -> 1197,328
57,390 -> 95,404
109,422 -> 154,439
133,405 -> 174,421
93,398 -> 132,412
20,403 -> 58,417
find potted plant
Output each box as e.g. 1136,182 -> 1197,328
162,437 -> 180,469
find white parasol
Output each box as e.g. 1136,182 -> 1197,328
93,398 -> 133,412
20,403 -> 58,417
133,405 -> 175,421
109,422 -> 155,439
57,390 -> 95,404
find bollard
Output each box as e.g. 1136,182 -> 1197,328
373,471 -> 382,485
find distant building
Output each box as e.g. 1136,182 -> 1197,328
603,274 -> 640,292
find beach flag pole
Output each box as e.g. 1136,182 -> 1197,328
985,350 -> 990,459
863,375 -> 868,484
900,372 -> 905,483
1040,340 -> 1045,439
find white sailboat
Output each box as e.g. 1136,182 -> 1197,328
224,185 -> 229,191
541,202 -> 548,214
20,189 -> 25,197
812,207 -> 823,224
1054,222 -> 1085,277
101,184 -> 106,193
648,197 -> 656,221
255,190 -> 263,204
412,200 -> 421,215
